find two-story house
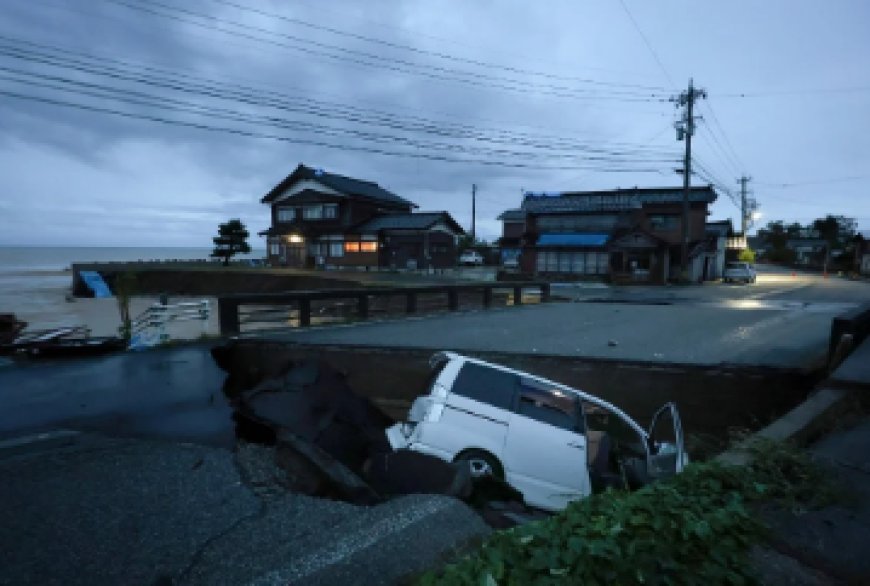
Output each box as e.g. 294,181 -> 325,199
260,164 -> 464,269
498,186 -> 718,283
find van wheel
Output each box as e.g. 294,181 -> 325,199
456,450 -> 504,480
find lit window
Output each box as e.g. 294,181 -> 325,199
360,241 -> 377,252
344,242 -> 360,252
303,205 -> 323,220
277,207 -> 295,222
323,204 -> 338,219
329,242 -> 344,257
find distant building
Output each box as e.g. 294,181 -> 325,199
497,186 -> 719,283
785,238 -> 827,266
259,164 -> 464,270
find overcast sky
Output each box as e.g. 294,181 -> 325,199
1,0 -> 868,246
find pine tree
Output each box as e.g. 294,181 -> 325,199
211,219 -> 251,266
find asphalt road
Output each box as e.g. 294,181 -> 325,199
266,265 -> 869,367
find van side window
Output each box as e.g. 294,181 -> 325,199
517,380 -> 581,432
451,363 -> 516,410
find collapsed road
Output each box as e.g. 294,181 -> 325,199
213,346 -> 533,527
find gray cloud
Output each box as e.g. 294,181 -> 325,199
1,0 -> 868,247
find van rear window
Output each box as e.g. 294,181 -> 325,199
451,363 -> 517,410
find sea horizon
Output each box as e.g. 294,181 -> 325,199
0,245 -> 266,274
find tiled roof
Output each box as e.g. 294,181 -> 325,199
497,209 -> 526,221
262,164 -> 415,208
353,212 -> 465,234
521,186 -> 717,213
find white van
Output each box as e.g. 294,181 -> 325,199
386,352 -> 687,512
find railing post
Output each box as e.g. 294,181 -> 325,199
540,283 -> 551,302
447,288 -> 459,311
406,291 -> 417,314
217,298 -> 240,335
358,294 -> 369,320
298,298 -> 311,327
513,286 -> 523,305
482,286 -> 493,308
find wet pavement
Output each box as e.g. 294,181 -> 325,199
0,343 -> 233,446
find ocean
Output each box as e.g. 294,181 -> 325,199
0,246 -> 264,329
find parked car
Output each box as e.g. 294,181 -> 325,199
458,250 -> 484,266
386,352 -> 687,512
723,261 -> 756,284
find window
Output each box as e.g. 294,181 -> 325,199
303,205 -> 323,220
344,241 -> 360,253
517,379 -> 581,432
308,242 -> 326,256
329,242 -> 344,257
451,363 -> 517,410
596,252 -> 610,274
323,204 -> 338,219
649,215 -> 680,231
277,207 -> 295,222
359,241 -> 377,253
269,242 -> 280,255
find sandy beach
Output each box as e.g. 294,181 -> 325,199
1,269 -> 219,341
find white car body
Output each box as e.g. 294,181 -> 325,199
723,262 -> 756,284
386,352 -> 687,512
458,251 -> 484,266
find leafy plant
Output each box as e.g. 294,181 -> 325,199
114,271 -> 137,342
418,441 -> 836,586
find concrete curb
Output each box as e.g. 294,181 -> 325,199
716,388 -> 856,466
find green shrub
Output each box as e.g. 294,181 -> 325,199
419,441 -> 834,586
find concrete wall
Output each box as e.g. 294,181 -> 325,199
214,341 -> 820,450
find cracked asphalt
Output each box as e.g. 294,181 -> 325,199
0,433 -> 489,586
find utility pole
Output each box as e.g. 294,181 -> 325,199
471,183 -> 477,242
738,175 -> 751,235
672,78 -> 706,279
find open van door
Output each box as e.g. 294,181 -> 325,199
646,402 -> 687,479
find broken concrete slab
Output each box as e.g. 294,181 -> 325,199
230,361 -> 393,475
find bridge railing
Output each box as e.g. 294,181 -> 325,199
217,282 -> 551,335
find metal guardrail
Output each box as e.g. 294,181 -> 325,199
129,300 -> 211,348
217,282 -> 551,335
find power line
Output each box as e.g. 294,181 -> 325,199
104,0 -> 671,102
756,176 -> 870,188
210,0 -> 671,93
717,86 -> 870,98
0,68 -> 678,166
617,0 -> 675,88
0,87 -> 671,173
700,100 -> 745,172
0,38 -> 680,159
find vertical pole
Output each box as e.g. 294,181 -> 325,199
482,286 -> 493,308
680,79 -> 694,279
217,299 -> 240,335
739,176 -> 748,236
447,288 -> 459,311
298,298 -> 311,327
357,294 -> 369,320
471,183 -> 477,242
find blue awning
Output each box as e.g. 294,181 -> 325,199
537,233 -> 609,247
